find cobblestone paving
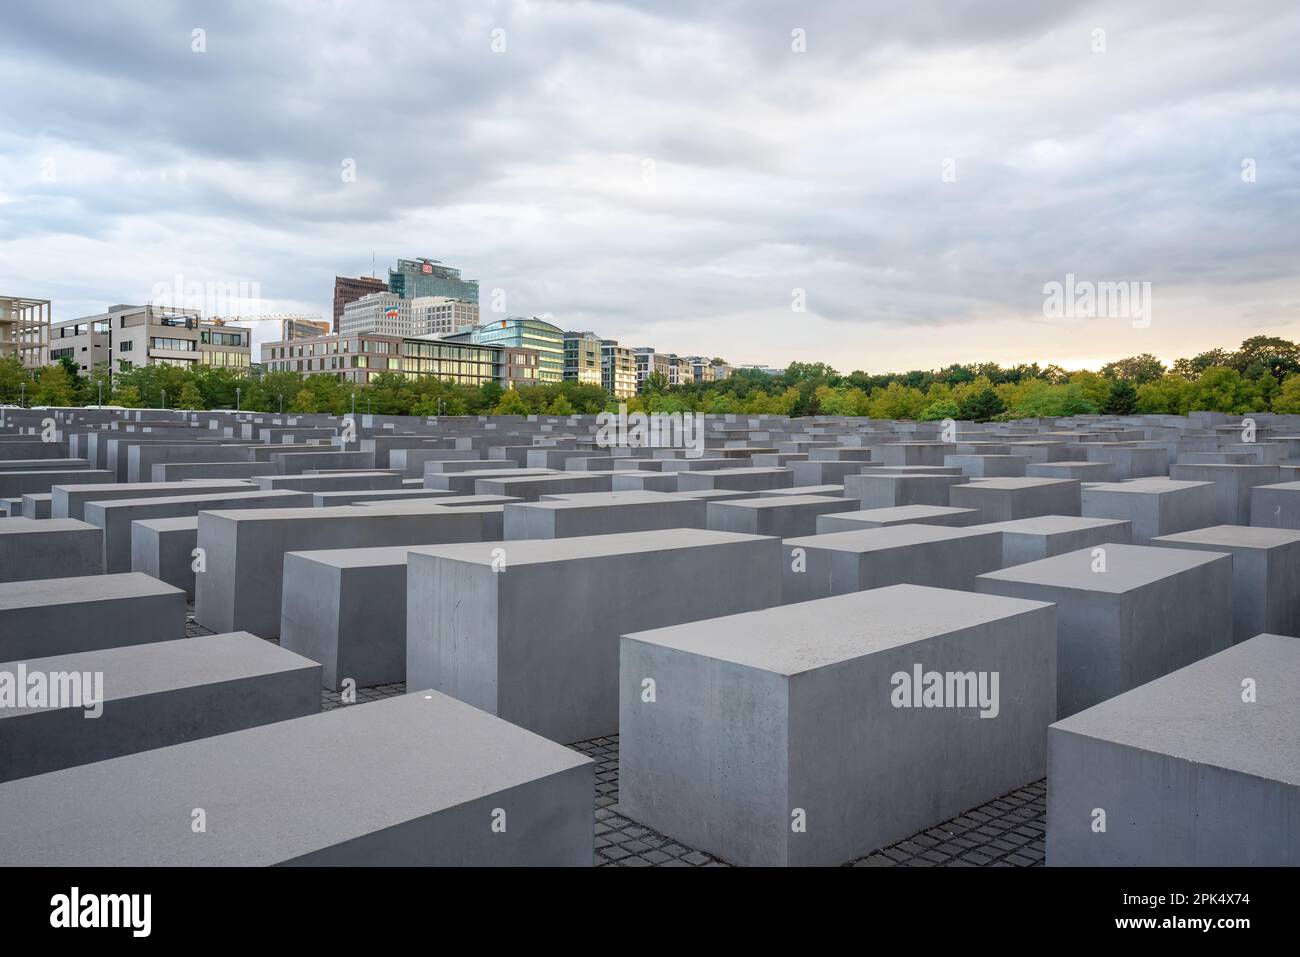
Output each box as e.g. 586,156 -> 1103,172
185,609 -> 1047,867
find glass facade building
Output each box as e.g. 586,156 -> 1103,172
466,317 -> 564,384
387,258 -> 479,305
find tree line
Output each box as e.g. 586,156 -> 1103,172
2,335 -> 1299,422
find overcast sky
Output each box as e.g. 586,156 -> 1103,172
1,0 -> 1297,372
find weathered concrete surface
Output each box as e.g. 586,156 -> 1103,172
978,543 -> 1233,717
0,518 -> 104,582
0,691 -> 594,865
407,529 -> 783,742
814,505 -> 982,533
0,632 -> 320,782
1048,634 -> 1299,866
620,584 -> 1056,866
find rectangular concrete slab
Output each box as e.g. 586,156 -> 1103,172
407,528 -> 783,743
0,691 -> 594,865
949,477 -> 1081,521
978,543 -> 1233,717
0,632 -> 320,782
1152,525 -> 1300,642
0,572 -> 186,660
706,494 -> 859,538
814,505 -> 982,532
1047,634 -> 1299,866
781,525 -> 1005,603
973,516 -> 1133,567
619,584 -> 1056,866
0,518 -> 104,582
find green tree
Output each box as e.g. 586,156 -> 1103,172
30,363 -> 76,406
1186,366 -> 1263,414
1101,379 -> 1138,416
113,384 -> 142,408
0,356 -> 26,403
1272,375 -> 1300,413
288,389 -> 318,414
1100,354 -> 1166,385
178,381 -> 206,410
547,394 -> 575,415
1135,375 -> 1194,414
957,387 -> 1005,423
492,388 -> 529,415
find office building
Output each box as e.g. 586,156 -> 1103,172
564,331 -> 604,387
0,295 -> 50,368
332,275 -> 388,333
453,317 -> 564,384
387,258 -> 479,306
49,305 -> 249,372
261,334 -> 537,389
341,293 -> 411,338
601,340 -> 637,399
412,297 -> 479,339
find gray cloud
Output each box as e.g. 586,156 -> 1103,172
0,0 -> 1297,371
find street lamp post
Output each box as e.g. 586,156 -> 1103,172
278,394 -> 283,414
19,383 -> 25,408
236,387 -> 241,412
161,389 -> 166,410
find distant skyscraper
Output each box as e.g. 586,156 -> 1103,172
387,258 -> 479,305
332,275 -> 388,332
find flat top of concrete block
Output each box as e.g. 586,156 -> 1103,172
482,473 -> 605,485
785,523 -> 998,553
1034,460 -> 1104,467
131,516 -> 199,532
664,489 -> 759,501
0,518 -> 98,534
202,502 -> 485,522
1152,524 -> 1300,550
624,583 -> 1052,676
1083,479 -> 1213,494
1051,634 -> 1299,784
675,467 -> 787,476
285,545 -> 418,569
362,494 -> 521,508
979,542 -> 1229,594
1254,481 -> 1300,492
0,632 -> 317,714
0,572 -> 183,610
974,516 -> 1131,535
959,477 -> 1078,490
829,505 -> 979,522
411,527 -> 772,567
530,491 -> 681,507
91,490 -> 304,511
54,479 -> 251,494
0,690 -> 591,865
708,494 -> 848,511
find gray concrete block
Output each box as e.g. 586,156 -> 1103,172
843,473 -> 968,508
0,469 -> 114,499
53,479 -> 254,521
949,477 -> 1081,521
789,461 -> 866,486
0,573 -> 186,660
1169,463 -> 1283,525
473,473 -> 612,501
1152,525 -> 1300,642
0,632 -> 320,782
253,471 -> 401,493
1047,634 -> 1299,866
130,517 -> 200,597
195,504 -> 489,638
1026,461 -> 1113,482
86,489 -> 312,573
706,495 -> 859,538
619,584 -> 1056,866
943,454 -> 1029,478
757,484 -> 847,498
1082,479 -> 1218,544
1251,481 -> 1300,529
310,488 -> 457,507
281,546 -> 415,690
0,518 -> 104,582
610,471 -> 679,492
978,544 -> 1233,717
675,468 -> 794,492
19,494 -> 51,519
974,516 -> 1133,567
504,494 -> 707,539
407,529 -> 783,742
781,525 -> 1005,603
814,505 -> 982,532
0,691 -> 593,865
